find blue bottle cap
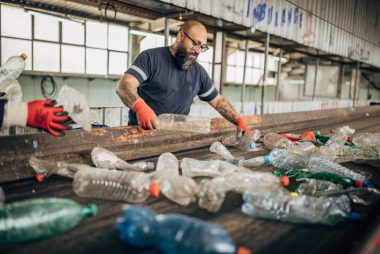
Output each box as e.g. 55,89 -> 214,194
264,155 -> 271,164
363,180 -> 374,188
347,212 -> 361,222
249,143 -> 256,149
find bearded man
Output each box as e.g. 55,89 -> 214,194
116,20 -> 251,135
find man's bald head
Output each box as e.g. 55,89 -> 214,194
180,20 -> 207,34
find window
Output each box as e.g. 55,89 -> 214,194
86,21 -> 107,48
34,13 -> 59,42
1,5 -> 32,39
33,42 -> 60,72
1,38 -> 32,70
86,48 -> 107,75
108,24 -> 128,51
62,19 -> 84,45
109,51 -> 127,75
61,45 -> 85,73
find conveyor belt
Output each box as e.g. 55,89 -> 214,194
1,106 -> 380,254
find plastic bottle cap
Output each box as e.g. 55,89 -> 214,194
149,182 -> 160,197
83,204 -> 98,217
264,155 -> 271,164
355,180 -> 363,188
20,53 -> 28,60
348,212 -> 361,222
347,137 -> 353,143
249,143 -> 256,149
363,180 -> 374,188
280,176 -> 290,187
290,192 -> 298,197
35,173 -> 44,183
236,247 -> 251,254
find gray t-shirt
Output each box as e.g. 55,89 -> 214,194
126,46 -> 218,125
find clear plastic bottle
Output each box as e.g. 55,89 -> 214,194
151,153 -> 197,206
0,198 -> 96,243
318,126 -> 355,161
209,141 -> 235,161
0,78 -> 22,102
197,171 -> 289,212
29,156 -> 94,182
263,133 -> 294,150
180,158 -> 240,177
237,156 -> 266,168
156,113 -> 210,133
91,147 -> 154,171
242,190 -> 354,225
73,167 -> 159,203
296,179 -> 343,195
116,205 -> 250,254
221,129 -> 261,151
0,54 -> 27,84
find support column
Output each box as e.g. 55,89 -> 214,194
353,61 -> 360,107
275,49 -> 283,101
312,56 -> 319,100
240,39 -> 249,114
261,33 -> 269,115
212,31 -> 225,94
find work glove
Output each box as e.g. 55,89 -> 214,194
27,100 -> 69,136
235,116 -> 251,136
133,99 -> 157,130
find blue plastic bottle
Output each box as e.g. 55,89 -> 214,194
116,205 -> 250,254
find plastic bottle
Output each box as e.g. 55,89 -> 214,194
91,147 -> 154,171
151,153 -> 197,206
314,131 -> 354,146
0,198 -> 96,243
156,113 -> 210,133
73,167 -> 159,203
317,126 -> 355,161
221,129 -> 261,152
263,133 -> 294,150
237,156 -> 266,168
273,169 -> 372,188
296,179 -> 344,195
197,171 -> 289,212
116,205 -> 250,254
180,158 -> 240,177
264,149 -> 366,180
242,190 -> 355,225
0,54 -> 27,84
29,156 -> 94,182
210,141 -> 235,161
0,78 -> 22,102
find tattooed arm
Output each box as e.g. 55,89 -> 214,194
208,94 -> 240,124
116,74 -> 141,108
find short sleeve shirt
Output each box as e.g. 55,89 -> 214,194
125,46 -> 218,125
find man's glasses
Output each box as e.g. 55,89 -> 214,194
182,31 -> 209,53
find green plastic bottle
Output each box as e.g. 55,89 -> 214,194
273,169 -> 368,187
0,198 -> 97,243
313,131 -> 355,147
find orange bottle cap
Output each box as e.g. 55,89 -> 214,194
280,176 -> 290,187
20,53 -> 28,60
149,182 -> 160,197
236,246 -> 251,254
299,131 -> 316,140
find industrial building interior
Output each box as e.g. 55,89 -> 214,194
0,0 -> 380,254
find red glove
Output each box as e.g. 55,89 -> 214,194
133,99 -> 157,130
27,100 -> 69,136
235,116 -> 251,135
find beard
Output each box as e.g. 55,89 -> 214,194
174,43 -> 197,70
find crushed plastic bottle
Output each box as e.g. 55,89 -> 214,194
296,179 -> 344,195
273,169 -> 372,188
156,113 -> 210,133
197,171 -> 289,212
91,147 -> 154,171
0,54 -> 27,84
209,141 -> 235,161
29,156 -> 93,182
0,198 -> 96,243
0,78 -> 22,102
116,205 -> 250,254
242,190 -> 355,225
221,129 -> 261,151
57,85 -> 91,131
263,133 -> 294,150
336,133 -> 380,162
151,153 -> 197,206
318,126 -> 355,161
73,167 -> 159,203
264,149 -> 366,180
180,158 -> 240,177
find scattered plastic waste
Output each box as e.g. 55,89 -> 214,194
197,171 -> 288,212
180,157 -> 240,177
242,189 -> 356,225
318,126 -> 355,161
209,141 -> 235,161
151,153 -> 197,206
0,198 -> 96,243
281,131 -> 316,142
73,167 -> 159,203
91,147 -> 154,171
221,129 -> 260,151
0,54 -> 27,84
116,205 -> 250,254
263,133 -> 294,150
156,113 -> 210,133
296,179 -> 344,195
57,85 -> 91,131
29,156 -> 93,182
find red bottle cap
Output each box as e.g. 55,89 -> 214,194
355,180 -> 363,188
149,182 -> 160,197
35,173 -> 44,183
347,137 -> 353,143
280,176 -> 290,187
236,247 -> 251,254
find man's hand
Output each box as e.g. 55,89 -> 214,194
133,99 -> 157,130
235,116 -> 251,135
27,100 -> 69,136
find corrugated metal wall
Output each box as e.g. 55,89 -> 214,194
161,0 -> 380,68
